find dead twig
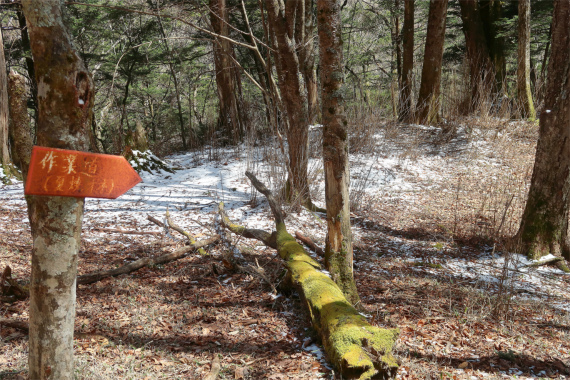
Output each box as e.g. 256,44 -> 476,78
295,231 -> 325,257
77,235 -> 219,285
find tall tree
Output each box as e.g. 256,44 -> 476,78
265,0 -> 313,207
210,0 -> 244,143
458,0 -> 495,112
0,21 -> 11,171
318,0 -> 360,304
514,0 -> 570,262
516,0 -> 536,119
416,0 -> 448,125
152,0 -> 189,149
479,0 -> 507,97
398,0 -> 414,122
21,0 -> 94,378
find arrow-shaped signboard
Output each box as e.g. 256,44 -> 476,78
25,146 -> 142,199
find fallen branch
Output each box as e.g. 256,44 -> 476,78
1,266 -> 28,301
92,227 -> 161,236
165,209 -> 207,255
0,318 -> 111,343
77,235 -> 219,285
203,355 -> 221,380
295,231 -> 325,257
218,203 -> 276,249
219,171 -> 399,379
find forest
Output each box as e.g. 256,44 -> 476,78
0,0 -> 569,379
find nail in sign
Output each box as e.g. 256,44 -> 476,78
25,146 -> 142,199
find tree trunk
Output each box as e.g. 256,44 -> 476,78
152,0 -> 188,149
21,1 -> 94,378
318,0 -> 360,305
0,23 -> 11,169
266,0 -> 312,207
221,173 -> 399,379
514,0 -> 570,262
7,71 -> 33,181
398,0 -> 414,122
516,0 -> 536,120
17,8 -> 38,121
458,0 -> 495,113
211,0 -> 244,144
479,0 -> 507,97
416,0 -> 448,125
296,0 -> 319,125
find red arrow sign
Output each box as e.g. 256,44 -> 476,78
25,146 -> 142,199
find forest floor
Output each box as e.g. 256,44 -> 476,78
1,117 -> 569,379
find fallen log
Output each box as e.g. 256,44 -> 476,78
77,235 -> 219,285
219,172 -> 399,380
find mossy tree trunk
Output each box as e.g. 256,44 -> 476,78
416,0 -> 448,125
221,172 -> 399,379
516,0 -> 536,120
515,0 -> 570,263
317,0 -> 360,306
7,71 -> 33,181
21,1 -> 94,378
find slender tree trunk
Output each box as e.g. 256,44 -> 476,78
21,1 -> 94,378
265,0 -> 312,206
516,0 -> 536,120
458,0 -> 495,113
318,0 -> 360,305
398,0 -> 414,122
210,0 -> 244,144
17,8 -> 38,121
296,0 -> 319,125
7,71 -> 33,181
0,23 -> 11,168
514,0 -> 570,262
416,0 -> 448,125
152,0 -> 188,149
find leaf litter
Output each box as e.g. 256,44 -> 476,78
1,120 -> 569,379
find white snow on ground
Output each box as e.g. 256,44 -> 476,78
0,127 -> 568,307
1,125 -> 569,378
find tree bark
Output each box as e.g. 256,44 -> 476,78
317,0 -> 360,305
222,172 -> 399,379
398,0 -> 414,122
416,0 -> 448,125
516,0 -> 536,120
458,0 -> 495,113
7,71 -> 33,181
0,22 -> 11,169
21,1 -> 94,378
211,0 -> 244,144
265,0 -> 312,206
514,0 -> 570,262
479,0 -> 507,97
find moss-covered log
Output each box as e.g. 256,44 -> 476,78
220,172 -> 399,379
